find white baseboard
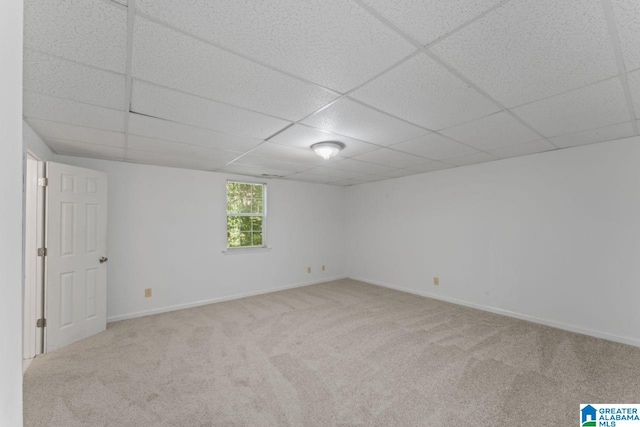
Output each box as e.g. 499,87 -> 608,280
107,275 -> 347,323
23,358 -> 33,374
350,276 -> 640,348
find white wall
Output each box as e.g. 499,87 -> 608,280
56,156 -> 346,321
23,121 -> 54,161
346,137 -> 640,347
0,0 -> 24,425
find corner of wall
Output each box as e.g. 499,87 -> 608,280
23,120 -> 54,161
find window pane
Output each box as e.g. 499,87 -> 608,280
239,198 -> 252,213
239,216 -> 252,231
251,216 -> 262,232
227,216 -> 239,231
252,199 -> 263,214
227,181 -> 239,198
227,198 -> 241,213
227,230 -> 240,247
252,185 -> 262,198
240,232 -> 252,246
239,183 -> 251,198
252,233 -> 262,246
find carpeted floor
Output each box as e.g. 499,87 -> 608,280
23,279 -> 640,426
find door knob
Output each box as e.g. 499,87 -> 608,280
100,257 -> 108,263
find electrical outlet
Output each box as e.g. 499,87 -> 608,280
307,267 -> 311,273
322,265 -> 325,271
433,277 -> 439,286
145,288 -> 152,297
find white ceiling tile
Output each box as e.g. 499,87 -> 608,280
131,81 -> 290,139
248,142 -> 335,166
440,111 -> 540,150
22,0 -> 634,183
232,155 -> 312,173
218,164 -> 296,178
24,91 -> 125,132
352,175 -> 391,183
326,179 -> 361,187
330,175 -> 390,186
390,133 -> 477,160
24,50 -> 126,110
628,69 -> 640,117
284,173 -> 336,184
269,125 -> 379,157
132,18 -> 337,121
27,119 -> 125,147
324,159 -> 398,175
360,0 -> 503,45
443,152 -> 498,167
431,0 -> 618,107
351,148 -> 431,168
126,150 -> 227,171
301,98 -> 427,146
376,168 -> 422,178
487,140 -> 556,159
24,0 -> 127,73
303,167 -> 368,180
549,122 -> 636,148
612,0 -> 640,72
511,78 -> 631,137
46,138 -> 126,160
351,54 -> 500,130
406,161 -> 455,173
136,0 -> 415,92
127,135 -> 241,163
128,114 -> 262,153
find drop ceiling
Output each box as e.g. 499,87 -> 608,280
23,0 -> 640,186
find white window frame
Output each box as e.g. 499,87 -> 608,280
224,180 -> 268,253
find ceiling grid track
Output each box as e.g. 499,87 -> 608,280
130,5 -> 527,166
218,4 -> 528,173
123,0 -> 136,157
22,0 -> 640,185
351,0 -> 559,150
127,3 -> 531,170
600,0 -> 639,135
424,0 -> 514,50
218,51 -> 426,169
135,10 -> 342,98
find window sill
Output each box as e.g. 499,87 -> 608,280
222,246 -> 272,255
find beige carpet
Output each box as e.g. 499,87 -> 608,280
23,279 -> 640,426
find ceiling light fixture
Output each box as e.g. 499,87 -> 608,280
310,141 -> 345,160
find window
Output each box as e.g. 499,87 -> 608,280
226,181 -> 266,248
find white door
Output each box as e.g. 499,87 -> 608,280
45,162 -> 108,352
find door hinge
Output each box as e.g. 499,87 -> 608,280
38,248 -> 47,257
38,177 -> 48,187
37,318 -> 47,328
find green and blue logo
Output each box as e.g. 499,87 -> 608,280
582,405 -> 597,426
581,404 -> 640,426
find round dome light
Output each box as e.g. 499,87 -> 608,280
310,141 -> 345,160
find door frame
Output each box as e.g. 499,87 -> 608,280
23,150 -> 46,365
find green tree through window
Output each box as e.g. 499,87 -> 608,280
226,181 -> 266,248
